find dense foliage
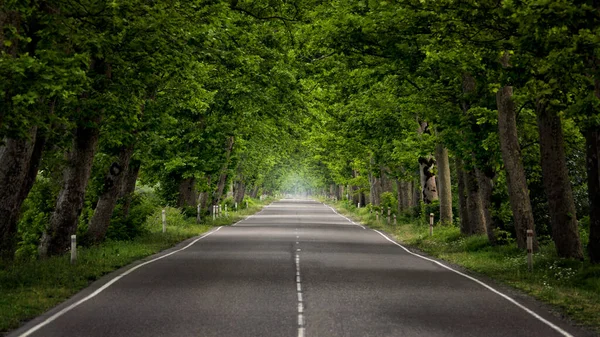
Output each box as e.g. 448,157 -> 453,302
0,0 -> 599,264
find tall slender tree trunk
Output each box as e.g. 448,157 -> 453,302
496,81 -> 538,250
40,120 -> 101,257
120,160 -> 140,219
585,128 -> 600,263
396,178 -> 403,214
464,165 -> 486,235
87,145 -> 134,244
477,169 -> 496,243
536,101 -> 583,259
250,185 -> 259,198
234,180 -> 246,204
456,158 -> 470,235
436,144 -> 452,224
214,136 -> 235,204
200,175 -> 212,213
0,127 -> 38,259
369,173 -> 381,205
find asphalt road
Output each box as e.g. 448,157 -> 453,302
10,199 -> 589,337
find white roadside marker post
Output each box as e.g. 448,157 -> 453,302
212,205 -> 216,221
527,229 -> 534,271
162,209 -> 166,233
197,204 -> 201,224
70,235 -> 77,264
376,211 -> 379,222
218,205 -> 222,217
358,202 -> 360,209
225,204 -> 228,217
394,214 -> 397,226
429,213 -> 434,236
235,202 -> 238,211
246,200 -> 248,209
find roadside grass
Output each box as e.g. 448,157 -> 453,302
327,199 -> 600,333
0,201 -> 269,335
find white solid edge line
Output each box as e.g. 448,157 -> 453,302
19,226 -> 223,337
323,204 -> 365,229
372,230 -> 574,337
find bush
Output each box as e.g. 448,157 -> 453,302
105,189 -> 159,241
380,192 -> 397,212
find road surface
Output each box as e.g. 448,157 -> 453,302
10,199 -> 588,337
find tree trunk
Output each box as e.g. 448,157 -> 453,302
396,178 -> 403,214
200,175 -> 212,213
410,180 -> 419,208
536,101 -> 583,259
87,145 -> 134,244
0,127 -> 38,259
477,169 -> 495,243
436,144 -> 452,224
177,177 -> 197,208
456,158 -> 470,235
250,185 -> 259,198
418,156 -> 438,204
120,160 -> 140,219
40,120 -> 101,257
464,165 -> 486,235
234,178 -> 246,204
497,84 -> 538,250
369,174 -> 381,205
585,128 -> 600,263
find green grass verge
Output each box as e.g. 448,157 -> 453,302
0,200 -> 270,335
326,199 -> 600,333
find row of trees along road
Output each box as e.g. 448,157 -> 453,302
0,0 -> 599,264
0,0 -> 306,259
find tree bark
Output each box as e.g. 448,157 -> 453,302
0,127 -> 38,259
477,169 -> 496,243
418,156 -> 438,204
496,84 -> 538,250
177,177 -> 197,208
464,165 -> 486,235
536,101 -> 584,259
40,120 -> 101,257
456,158 -> 470,235
200,175 -> 212,213
586,128 -> 600,263
120,160 -> 140,219
396,178 -> 403,214
234,177 -> 246,204
250,185 -> 259,198
87,145 -> 134,244
436,144 -> 452,224
368,173 -> 381,205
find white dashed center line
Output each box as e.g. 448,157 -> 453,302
295,230 -> 305,337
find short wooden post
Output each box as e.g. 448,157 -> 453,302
196,204 -> 201,224
376,211 -> 379,222
70,235 -> 77,264
527,229 -> 534,271
162,209 -> 166,233
429,213 -> 434,236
